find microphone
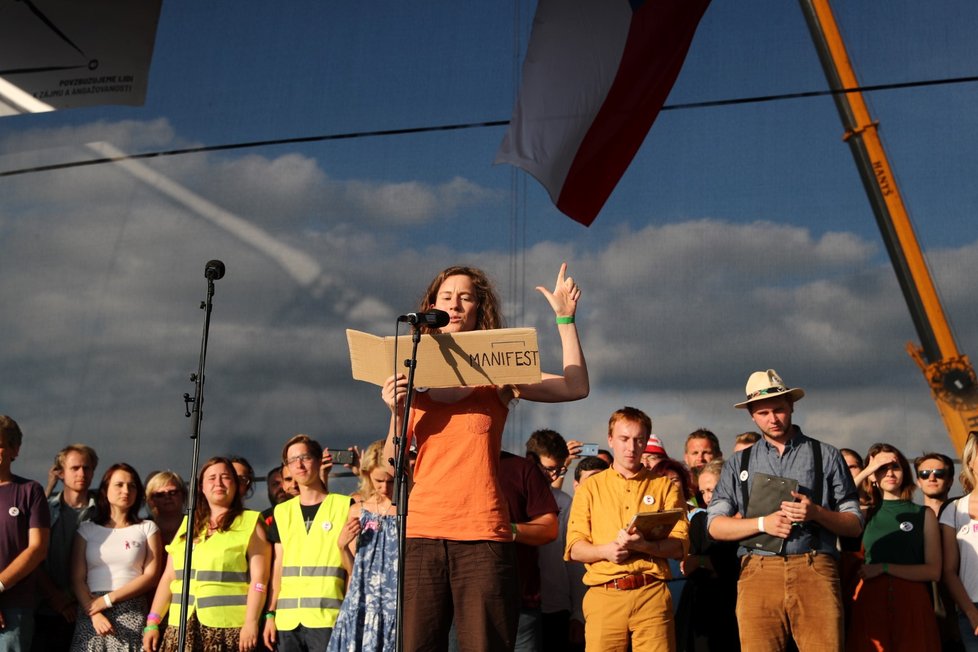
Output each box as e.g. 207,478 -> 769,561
204,259 -> 226,280
397,310 -> 450,328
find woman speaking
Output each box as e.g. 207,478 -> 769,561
382,263 -> 588,651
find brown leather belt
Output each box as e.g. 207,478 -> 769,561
599,573 -> 657,591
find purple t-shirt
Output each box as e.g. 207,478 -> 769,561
0,476 -> 51,608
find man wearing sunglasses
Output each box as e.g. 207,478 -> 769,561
914,452 -> 959,652
914,453 -> 955,516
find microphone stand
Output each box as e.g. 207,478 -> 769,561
392,323 -> 423,652
177,260 -> 225,651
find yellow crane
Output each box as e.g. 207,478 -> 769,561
799,0 -> 978,454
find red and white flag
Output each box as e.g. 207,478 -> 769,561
495,0 -> 711,226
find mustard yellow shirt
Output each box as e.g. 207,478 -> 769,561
564,467 -> 689,585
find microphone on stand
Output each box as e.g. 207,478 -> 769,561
205,259 -> 226,280
397,310 -> 450,328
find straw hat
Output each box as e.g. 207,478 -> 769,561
734,369 -> 805,409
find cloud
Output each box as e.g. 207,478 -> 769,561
0,119 -> 500,230
1,118 -> 973,491
334,175 -> 500,225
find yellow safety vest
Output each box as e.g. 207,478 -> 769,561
166,510 -> 259,628
273,494 -> 350,630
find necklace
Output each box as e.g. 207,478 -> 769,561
363,497 -> 394,517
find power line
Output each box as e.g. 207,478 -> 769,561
2,74 -> 977,178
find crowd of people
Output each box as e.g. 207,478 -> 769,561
1,262 -> 975,652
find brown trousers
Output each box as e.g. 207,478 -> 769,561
402,538 -> 519,652
736,552 -> 843,652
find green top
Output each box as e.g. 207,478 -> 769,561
863,499 -> 926,566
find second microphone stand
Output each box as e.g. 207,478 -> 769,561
391,323 -> 423,652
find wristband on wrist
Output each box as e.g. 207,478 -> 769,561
511,522 -> 518,542
0,579 -> 6,593
146,612 -> 162,625
757,516 -> 765,533
103,594 -> 113,608
556,316 -> 575,325
264,611 -> 276,619
143,625 -> 159,633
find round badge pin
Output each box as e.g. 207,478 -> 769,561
899,521 -> 913,532
322,521 -> 332,531
643,495 -> 655,505
739,470 -> 749,482
8,507 -> 19,517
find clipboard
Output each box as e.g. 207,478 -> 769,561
740,472 -> 798,554
627,509 -> 685,541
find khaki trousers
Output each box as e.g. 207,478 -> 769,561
736,552 -> 843,652
582,579 -> 674,652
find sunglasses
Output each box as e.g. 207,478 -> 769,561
918,469 -> 949,480
152,490 -> 181,498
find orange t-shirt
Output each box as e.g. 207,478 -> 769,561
405,386 -> 512,542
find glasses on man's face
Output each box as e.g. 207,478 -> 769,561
918,468 -> 949,481
538,463 -> 566,478
286,453 -> 314,467
153,490 -> 180,499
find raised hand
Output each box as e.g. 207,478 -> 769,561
865,451 -> 899,478
536,262 -> 581,318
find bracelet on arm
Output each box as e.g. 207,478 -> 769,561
143,625 -> 159,633
146,612 -> 162,625
0,579 -> 6,593
510,522 -> 518,542
103,594 -> 113,608
555,316 -> 575,325
264,611 -> 276,620
757,516 -> 765,533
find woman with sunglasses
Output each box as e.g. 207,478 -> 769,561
144,472 -> 186,547
229,457 -> 256,502
381,263 -> 588,651
942,432 -> 978,651
846,443 -> 940,651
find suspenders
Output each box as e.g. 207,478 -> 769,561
739,437 -> 824,519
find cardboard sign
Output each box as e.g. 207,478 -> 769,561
347,328 -> 541,388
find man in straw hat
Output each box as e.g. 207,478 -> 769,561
706,369 -> 863,652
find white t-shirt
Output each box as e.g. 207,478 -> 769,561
940,494 -> 978,601
77,520 -> 160,592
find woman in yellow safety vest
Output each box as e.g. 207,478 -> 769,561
141,457 -> 270,652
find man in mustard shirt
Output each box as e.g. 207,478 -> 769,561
565,407 -> 689,651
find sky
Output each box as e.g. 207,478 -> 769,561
1,0 -> 977,497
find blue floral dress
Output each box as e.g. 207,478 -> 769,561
327,507 -> 397,652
